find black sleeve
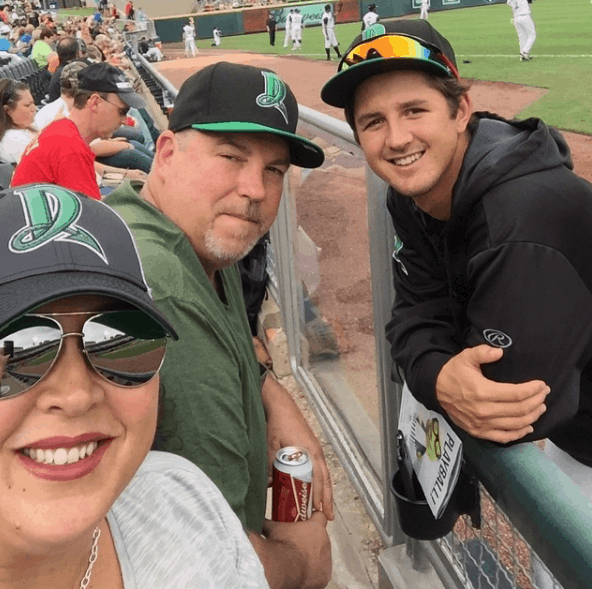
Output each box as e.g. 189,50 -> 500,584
465,241 -> 592,441
47,69 -> 61,103
385,191 -> 464,411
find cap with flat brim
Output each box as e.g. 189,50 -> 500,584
169,61 -> 325,169
321,20 -> 459,109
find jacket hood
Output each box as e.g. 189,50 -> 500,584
450,112 -> 573,227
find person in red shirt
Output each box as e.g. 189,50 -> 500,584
12,62 -> 146,200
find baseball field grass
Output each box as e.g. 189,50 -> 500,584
196,0 -> 592,134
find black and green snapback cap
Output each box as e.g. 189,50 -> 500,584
168,61 -> 325,169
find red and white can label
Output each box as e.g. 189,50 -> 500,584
272,468 -> 313,522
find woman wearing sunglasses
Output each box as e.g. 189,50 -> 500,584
0,183 -> 269,589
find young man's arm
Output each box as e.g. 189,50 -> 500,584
439,238 -> 592,444
385,190 -> 547,442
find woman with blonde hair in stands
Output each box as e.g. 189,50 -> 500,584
0,78 -> 37,164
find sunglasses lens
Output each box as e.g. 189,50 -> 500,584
0,317 -> 62,399
83,311 -> 167,387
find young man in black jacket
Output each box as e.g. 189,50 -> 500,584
321,20 -> 592,496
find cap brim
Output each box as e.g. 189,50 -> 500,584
0,271 -> 179,340
321,57 -> 452,108
118,90 -> 146,110
192,122 -> 325,169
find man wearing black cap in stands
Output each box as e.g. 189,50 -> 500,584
12,62 -> 146,199
321,20 -> 592,498
106,62 -> 333,589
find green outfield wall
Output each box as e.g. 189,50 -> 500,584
154,0 -> 504,42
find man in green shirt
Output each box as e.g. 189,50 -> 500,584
106,62 -> 333,589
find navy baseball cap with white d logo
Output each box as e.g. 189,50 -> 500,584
168,62 -> 325,169
0,184 -> 177,338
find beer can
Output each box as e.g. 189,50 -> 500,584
271,446 -> 313,522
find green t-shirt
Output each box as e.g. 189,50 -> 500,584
31,39 -> 52,69
106,182 -> 268,532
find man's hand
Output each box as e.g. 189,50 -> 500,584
262,376 -> 334,520
436,345 -> 550,443
250,513 -> 332,589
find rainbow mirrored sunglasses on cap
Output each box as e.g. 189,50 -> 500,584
340,34 -> 460,80
0,310 -> 169,399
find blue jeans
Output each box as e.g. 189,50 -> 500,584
96,140 -> 154,173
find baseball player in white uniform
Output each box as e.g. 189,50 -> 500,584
291,9 -> 303,50
362,4 -> 379,31
182,17 -> 198,57
507,0 -> 536,61
420,0 -> 430,20
283,9 -> 294,48
322,4 -> 341,60
212,27 -> 221,46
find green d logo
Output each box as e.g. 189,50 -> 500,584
363,23 -> 386,40
256,71 -> 289,124
9,185 -> 107,264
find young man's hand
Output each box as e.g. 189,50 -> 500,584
436,345 -> 550,443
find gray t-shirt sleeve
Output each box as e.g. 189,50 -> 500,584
108,451 -> 269,589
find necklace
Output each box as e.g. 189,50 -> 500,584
79,527 -> 101,589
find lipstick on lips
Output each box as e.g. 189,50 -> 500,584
17,433 -> 113,482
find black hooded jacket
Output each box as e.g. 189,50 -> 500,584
385,112 -> 592,465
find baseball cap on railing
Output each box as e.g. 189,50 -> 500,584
168,62 -> 325,169
321,20 -> 460,108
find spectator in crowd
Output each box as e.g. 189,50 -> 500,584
12,62 -> 147,199
321,19 -> 592,499
47,36 -> 81,102
0,23 -> 12,51
361,3 -> 379,30
15,22 -> 33,54
106,62 -> 332,589
34,59 -> 84,130
0,5 -> 8,24
0,78 -> 37,164
124,0 -> 134,20
183,17 -> 197,57
31,25 -> 56,73
0,185 -> 270,589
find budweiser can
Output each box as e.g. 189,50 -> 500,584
272,446 -> 313,522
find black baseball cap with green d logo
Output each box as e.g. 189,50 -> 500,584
168,62 -> 325,169
321,20 -> 460,109
0,184 -> 177,340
